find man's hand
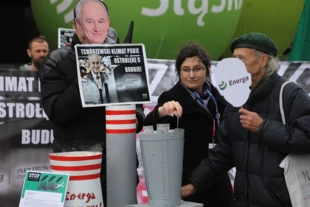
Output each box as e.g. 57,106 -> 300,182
239,108 -> 263,133
181,184 -> 196,198
158,101 -> 182,118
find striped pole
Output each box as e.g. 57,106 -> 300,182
50,152 -> 103,207
106,104 -> 137,207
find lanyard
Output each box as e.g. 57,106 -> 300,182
206,89 -> 221,128
212,119 -> 216,144
193,89 -> 221,128
194,90 -> 219,144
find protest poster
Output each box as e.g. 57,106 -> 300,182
75,44 -> 151,107
0,69 -> 54,207
19,171 -> 69,207
58,28 -> 75,49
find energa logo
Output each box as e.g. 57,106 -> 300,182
218,81 -> 227,90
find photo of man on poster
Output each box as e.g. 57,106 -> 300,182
81,53 -> 118,105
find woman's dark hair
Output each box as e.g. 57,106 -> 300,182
175,42 -> 211,77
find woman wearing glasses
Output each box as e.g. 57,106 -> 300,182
144,42 -> 234,207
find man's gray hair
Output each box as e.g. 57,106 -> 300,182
265,55 -> 280,76
75,0 -> 109,22
255,50 -> 280,77
88,53 -> 101,60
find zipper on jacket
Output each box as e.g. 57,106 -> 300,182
243,104 -> 251,207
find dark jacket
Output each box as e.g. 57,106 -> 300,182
144,81 -> 235,207
40,34 -> 145,204
190,72 -> 310,207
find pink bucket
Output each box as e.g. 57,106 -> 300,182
49,151 -> 103,207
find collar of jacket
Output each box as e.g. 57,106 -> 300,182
175,81 -> 226,116
246,71 -> 280,104
70,33 -> 81,50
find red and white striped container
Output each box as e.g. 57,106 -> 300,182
49,151 -> 103,207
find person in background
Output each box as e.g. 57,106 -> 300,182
181,32 -> 310,206
144,42 -> 234,207
40,0 -> 145,206
20,35 -> 49,71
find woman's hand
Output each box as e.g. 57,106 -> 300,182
158,101 -> 183,118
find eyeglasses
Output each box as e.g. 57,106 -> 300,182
180,67 -> 205,74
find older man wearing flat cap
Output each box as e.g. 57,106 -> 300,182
181,32 -> 310,207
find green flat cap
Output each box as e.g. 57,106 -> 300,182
230,32 -> 278,57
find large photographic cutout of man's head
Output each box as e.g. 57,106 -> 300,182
73,0 -> 110,44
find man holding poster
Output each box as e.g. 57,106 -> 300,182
181,33 -> 310,206
40,0 -> 145,206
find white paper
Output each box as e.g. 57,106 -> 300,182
20,190 -> 62,207
214,58 -> 251,107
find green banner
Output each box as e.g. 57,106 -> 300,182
31,0 -> 304,60
289,0 -> 310,61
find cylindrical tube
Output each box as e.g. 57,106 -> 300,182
106,104 -> 137,207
